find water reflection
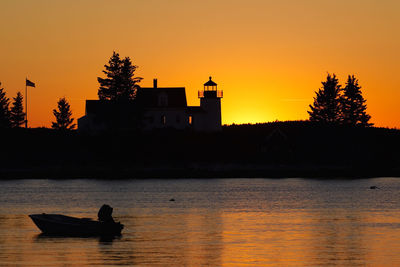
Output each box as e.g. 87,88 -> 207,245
34,233 -> 120,243
305,210 -> 366,265
0,178 -> 400,266
126,211 -> 223,265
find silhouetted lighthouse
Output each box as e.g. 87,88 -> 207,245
79,77 -> 224,132
198,76 -> 223,131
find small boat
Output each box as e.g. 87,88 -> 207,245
29,205 -> 123,236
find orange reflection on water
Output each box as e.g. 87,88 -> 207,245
219,211 -> 313,266
2,208 -> 400,266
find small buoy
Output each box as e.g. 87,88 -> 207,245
370,186 -> 379,189
169,198 -> 175,201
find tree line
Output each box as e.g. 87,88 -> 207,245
0,86 -> 26,128
308,73 -> 372,126
0,51 -> 140,131
97,54 -> 374,128
0,52 -> 373,131
0,82 -> 76,130
96,52 -> 374,128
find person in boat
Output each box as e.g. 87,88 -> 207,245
98,204 -> 115,223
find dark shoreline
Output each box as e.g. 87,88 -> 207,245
2,121 -> 400,180
1,164 -> 400,179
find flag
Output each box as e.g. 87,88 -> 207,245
26,79 -> 35,87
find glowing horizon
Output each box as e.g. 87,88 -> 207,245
1,0 -> 399,128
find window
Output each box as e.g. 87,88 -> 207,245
188,115 -> 193,125
158,93 -> 168,107
161,115 -> 166,125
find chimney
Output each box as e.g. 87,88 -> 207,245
153,79 -> 158,88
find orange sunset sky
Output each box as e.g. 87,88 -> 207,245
1,0 -> 399,128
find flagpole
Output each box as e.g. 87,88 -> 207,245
25,78 -> 28,128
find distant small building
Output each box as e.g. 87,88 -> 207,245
78,77 -> 223,132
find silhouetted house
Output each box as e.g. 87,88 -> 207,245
260,128 -> 293,163
78,77 -> 223,132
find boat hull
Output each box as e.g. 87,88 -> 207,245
29,214 -> 123,236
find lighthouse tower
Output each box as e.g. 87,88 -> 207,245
198,76 -> 223,131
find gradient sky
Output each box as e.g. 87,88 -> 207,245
1,0 -> 399,127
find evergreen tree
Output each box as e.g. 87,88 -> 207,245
308,73 -> 342,123
341,75 -> 372,127
97,51 -> 142,101
52,97 -> 76,130
0,83 -> 11,128
10,92 -> 26,128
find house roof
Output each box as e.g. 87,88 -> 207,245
136,87 -> 187,108
85,86 -> 191,120
85,100 -> 138,116
204,76 -> 217,86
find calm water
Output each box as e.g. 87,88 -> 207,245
1,178 -> 400,266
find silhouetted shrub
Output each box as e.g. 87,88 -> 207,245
98,51 -> 143,101
52,97 -> 76,130
341,75 -> 372,127
0,83 -> 10,128
10,92 -> 26,128
308,73 -> 342,123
